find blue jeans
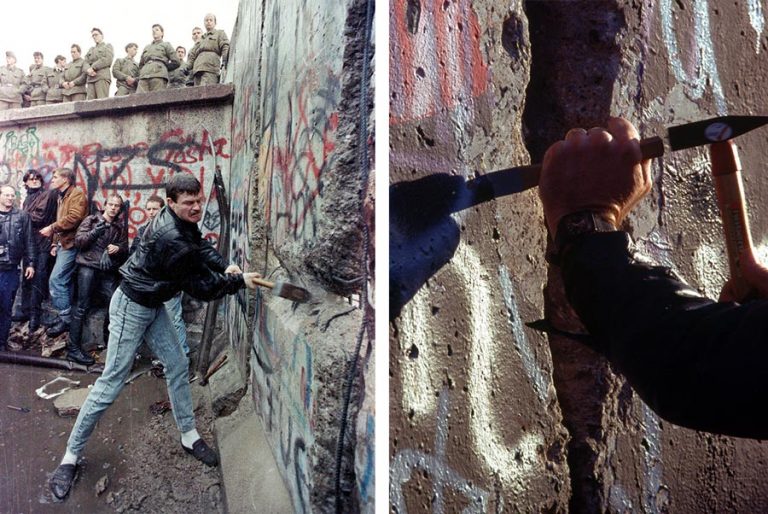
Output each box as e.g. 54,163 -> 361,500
164,293 -> 188,355
49,245 -> 78,320
0,269 -> 20,347
67,288 -> 195,455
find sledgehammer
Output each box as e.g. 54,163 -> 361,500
254,277 -> 311,303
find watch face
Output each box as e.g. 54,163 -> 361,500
564,214 -> 594,236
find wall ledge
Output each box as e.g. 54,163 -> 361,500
0,84 -> 234,127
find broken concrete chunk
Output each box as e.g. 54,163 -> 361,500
95,474 -> 109,496
53,388 -> 90,417
36,376 -> 81,400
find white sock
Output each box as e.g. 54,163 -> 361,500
61,449 -> 78,466
181,429 -> 201,449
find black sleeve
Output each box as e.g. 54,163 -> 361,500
198,239 -> 227,273
22,212 -> 36,269
562,231 -> 768,439
167,245 -> 244,301
74,215 -> 106,249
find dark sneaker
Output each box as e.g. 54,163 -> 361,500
49,463 -> 78,500
182,439 -> 219,467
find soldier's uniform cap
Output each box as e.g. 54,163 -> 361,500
5,51 -> 15,59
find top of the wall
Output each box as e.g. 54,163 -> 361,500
0,84 -> 234,128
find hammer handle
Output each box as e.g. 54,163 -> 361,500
710,141 -> 754,300
252,277 -> 276,289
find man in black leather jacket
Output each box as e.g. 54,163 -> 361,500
0,185 -> 35,351
66,194 -> 129,365
539,117 -> 768,440
50,174 -> 262,500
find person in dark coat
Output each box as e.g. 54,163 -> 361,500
0,185 -> 35,351
66,194 -> 128,365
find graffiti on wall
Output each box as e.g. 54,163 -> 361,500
251,292 -> 315,514
258,0 -> 344,249
0,126 -> 229,242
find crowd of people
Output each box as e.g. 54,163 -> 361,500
0,13 -> 228,110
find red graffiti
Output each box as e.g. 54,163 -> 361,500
390,0 -> 490,123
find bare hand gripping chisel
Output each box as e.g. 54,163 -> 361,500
468,115 -> 768,204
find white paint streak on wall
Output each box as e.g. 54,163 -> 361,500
390,390 -> 490,514
755,240 -> 768,262
659,0 -> 727,115
498,265 -> 549,405
399,287 -> 437,420
641,402 -> 666,513
454,241 -> 542,491
748,0 -> 765,53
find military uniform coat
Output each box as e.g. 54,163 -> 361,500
62,58 -> 87,97
45,67 -> 65,103
24,64 -> 52,103
188,29 -> 229,76
84,42 -> 114,84
0,65 -> 25,103
112,57 -> 139,91
138,41 -> 180,80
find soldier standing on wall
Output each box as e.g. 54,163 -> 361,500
112,43 -> 139,96
538,116 -> 768,439
187,27 -> 203,86
84,28 -> 114,100
45,55 -> 67,105
23,52 -> 52,107
188,13 -> 229,86
137,24 -> 180,93
0,51 -> 25,110
61,45 -> 87,103
168,46 -> 189,88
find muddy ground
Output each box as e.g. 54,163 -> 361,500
0,321 -> 224,514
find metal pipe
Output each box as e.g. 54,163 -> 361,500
0,351 -> 104,374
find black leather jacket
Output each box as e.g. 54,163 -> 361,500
0,207 -> 36,271
119,206 -> 243,307
74,213 -> 129,269
563,231 -> 768,439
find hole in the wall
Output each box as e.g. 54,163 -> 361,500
408,343 -> 420,359
406,0 -> 421,34
415,66 -> 426,78
431,305 -> 440,315
492,227 -> 500,241
447,344 -> 453,356
415,125 -> 435,147
501,13 -> 525,62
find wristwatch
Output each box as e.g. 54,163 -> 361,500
548,211 -> 616,265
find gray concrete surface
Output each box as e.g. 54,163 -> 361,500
213,386 -> 292,514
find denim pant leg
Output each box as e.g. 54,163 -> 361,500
145,308 -> 195,433
0,269 -> 20,346
164,293 -> 188,355
49,246 -> 78,319
67,288 -> 157,455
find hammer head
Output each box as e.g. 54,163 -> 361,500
273,280 -> 311,303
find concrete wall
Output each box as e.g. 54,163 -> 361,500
0,89 -> 233,328
225,0 -> 374,512
390,0 -> 768,512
